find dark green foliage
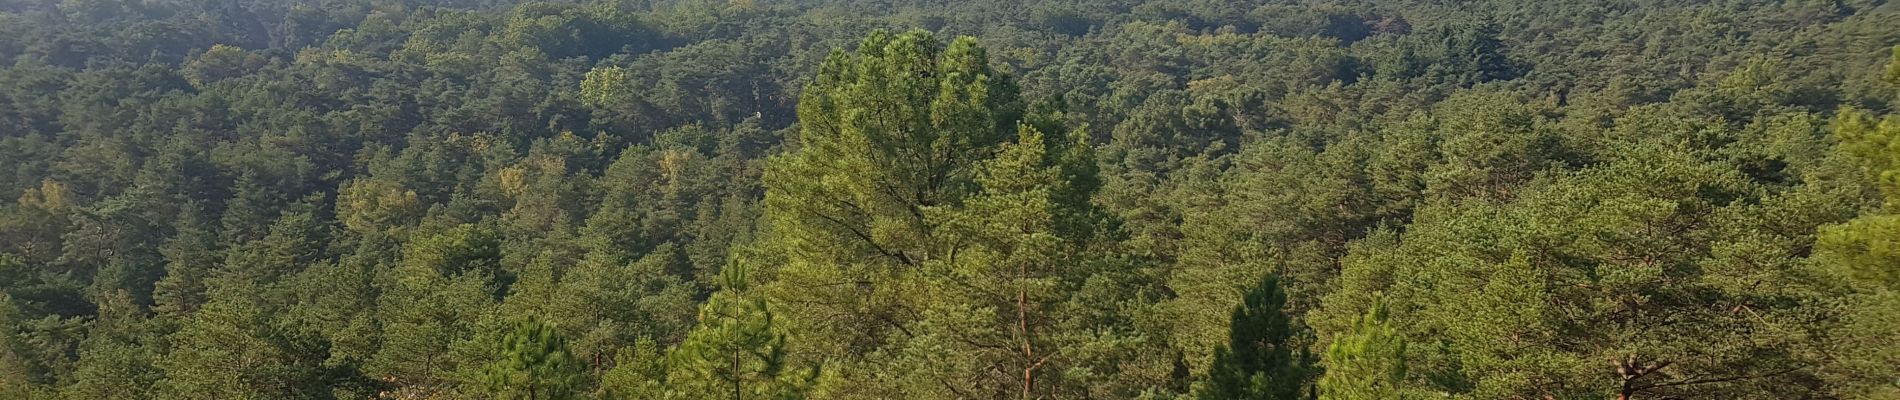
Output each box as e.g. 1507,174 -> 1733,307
1197,275 -> 1312,400
479,318 -> 586,400
59,292 -> 160,400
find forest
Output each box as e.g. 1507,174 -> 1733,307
0,0 -> 1898,399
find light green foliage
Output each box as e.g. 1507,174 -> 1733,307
760,30 -> 1149,398
1819,103 -> 1900,290
1816,212 -> 1900,289
1316,299 -> 1412,400
604,266 -> 815,400
337,177 -> 424,235
181,44 -> 266,87
1832,107 -> 1900,211
151,207 -> 217,318
1317,135 -> 1836,398
1420,91 -> 1565,200
1811,47 -> 1900,398
659,289 -> 812,400
1821,290 -> 1900,399
369,224 -> 504,392
1888,46 -> 1900,87
545,245 -> 698,367
1164,135 -> 1382,375
580,66 -> 636,113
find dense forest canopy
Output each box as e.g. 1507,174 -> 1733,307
1,0 -> 1898,399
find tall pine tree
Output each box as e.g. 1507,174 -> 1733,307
1197,275 -> 1313,400
759,28 -> 1022,375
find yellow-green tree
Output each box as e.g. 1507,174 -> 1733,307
1812,46 -> 1900,399
1317,299 -> 1412,400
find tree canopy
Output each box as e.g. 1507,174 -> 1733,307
1,0 -> 1898,399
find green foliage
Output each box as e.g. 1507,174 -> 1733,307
369,224 -> 505,391
0,1 -> 1896,398
1888,46 -> 1900,88
660,286 -> 813,400
603,266 -> 815,400
1196,275 -> 1312,400
479,318 -> 586,400
889,124 -> 1118,398
58,291 -> 159,400
1316,299 -> 1411,400
157,278 -> 332,400
0,295 -> 55,400
1315,132 -> 1845,398
1811,48 -> 1900,398
760,28 -> 1022,361
1816,212 -> 1900,289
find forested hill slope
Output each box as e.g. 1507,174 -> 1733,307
2,0 -> 1898,399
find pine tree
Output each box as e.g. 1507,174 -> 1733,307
888,124 -> 1106,398
280,239 -> 389,389
1887,45 -> 1900,88
664,268 -> 813,400
60,291 -> 161,400
604,265 -> 815,400
152,204 -> 217,318
1313,135 -> 1837,398
1819,95 -> 1900,291
547,244 -> 698,368
1812,46 -> 1900,398
1316,299 -> 1409,400
156,277 -> 326,400
0,294 -> 54,400
478,317 -> 586,400
760,28 -> 1023,365
1197,275 -> 1313,400
368,223 -> 504,393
